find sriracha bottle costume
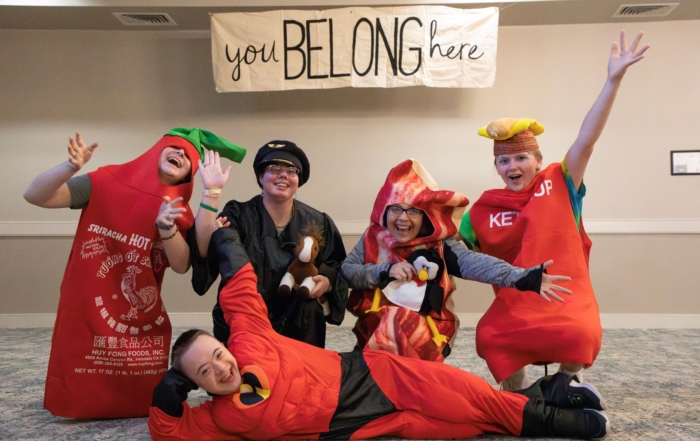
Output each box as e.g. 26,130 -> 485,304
44,129 -> 246,419
45,135 -> 199,418
347,160 -> 469,362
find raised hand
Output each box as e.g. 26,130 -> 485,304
608,30 -> 650,81
199,150 -> 232,191
156,196 -> 187,228
67,132 -> 98,170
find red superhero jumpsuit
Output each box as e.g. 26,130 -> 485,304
148,263 -> 530,440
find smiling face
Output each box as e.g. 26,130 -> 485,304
386,204 -> 424,243
495,150 -> 542,192
180,334 -> 241,396
258,162 -> 299,201
158,146 -> 193,186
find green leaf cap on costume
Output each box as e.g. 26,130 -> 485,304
167,127 -> 247,163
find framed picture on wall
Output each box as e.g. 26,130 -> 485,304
670,150 -> 700,175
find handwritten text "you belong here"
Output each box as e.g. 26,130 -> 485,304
224,18 -> 485,82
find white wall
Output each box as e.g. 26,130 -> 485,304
1,20 -> 699,318
3,21 -> 700,226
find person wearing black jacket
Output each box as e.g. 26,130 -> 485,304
188,140 -> 348,348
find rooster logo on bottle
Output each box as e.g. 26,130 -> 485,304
119,265 -> 157,321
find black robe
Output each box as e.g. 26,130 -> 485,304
189,195 -> 348,348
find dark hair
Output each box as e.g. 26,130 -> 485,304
418,212 -> 435,237
171,329 -> 213,371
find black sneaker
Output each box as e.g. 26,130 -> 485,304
548,407 -> 609,439
544,372 -> 607,410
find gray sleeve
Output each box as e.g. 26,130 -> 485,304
339,232 -> 392,290
445,237 -> 537,287
66,174 -> 92,210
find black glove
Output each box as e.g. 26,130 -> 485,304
212,227 -> 251,285
377,271 -> 396,289
151,368 -> 198,417
514,264 -> 546,294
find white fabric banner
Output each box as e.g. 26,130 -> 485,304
211,6 -> 498,92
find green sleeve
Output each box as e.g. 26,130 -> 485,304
458,211 -> 480,251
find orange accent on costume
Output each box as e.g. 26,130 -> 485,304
469,163 -> 602,383
232,365 -> 270,409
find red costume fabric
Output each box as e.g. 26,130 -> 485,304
44,135 -> 200,418
468,163 -> 602,383
347,160 -> 469,362
148,263 -> 528,440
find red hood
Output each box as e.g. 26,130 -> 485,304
99,135 -> 199,230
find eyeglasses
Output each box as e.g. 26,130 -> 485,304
387,205 -> 423,219
265,164 -> 300,177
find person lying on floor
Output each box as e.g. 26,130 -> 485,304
149,228 -> 609,440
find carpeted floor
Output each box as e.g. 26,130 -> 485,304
1,327 -> 699,440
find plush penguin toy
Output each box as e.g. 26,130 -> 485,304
366,248 -> 448,346
380,248 -> 445,315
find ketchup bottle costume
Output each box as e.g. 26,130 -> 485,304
44,129 -> 245,419
461,122 -> 602,384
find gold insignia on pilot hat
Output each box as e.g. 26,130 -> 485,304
268,143 -> 285,148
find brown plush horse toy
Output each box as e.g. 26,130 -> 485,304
278,226 -> 324,298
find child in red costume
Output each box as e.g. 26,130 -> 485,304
24,128 -> 245,418
148,231 -> 610,440
458,31 -> 650,391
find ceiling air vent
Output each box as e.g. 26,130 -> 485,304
612,3 -> 679,18
113,13 -> 177,26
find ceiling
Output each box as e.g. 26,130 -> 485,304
0,0 -> 698,30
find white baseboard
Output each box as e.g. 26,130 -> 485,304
2,219 -> 700,236
3,312 -> 700,330
0,313 -> 215,329
335,220 -> 700,235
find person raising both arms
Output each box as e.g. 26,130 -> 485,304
457,31 -> 650,391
